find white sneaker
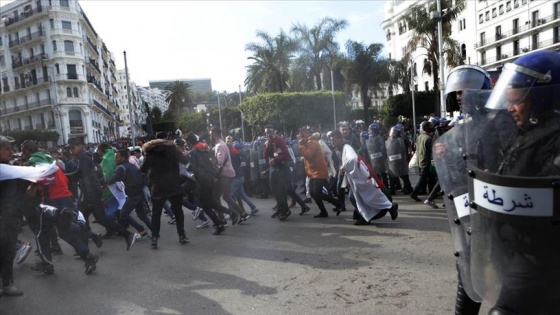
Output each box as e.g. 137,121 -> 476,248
196,220 -> 209,229
193,207 -> 203,221
424,199 -> 439,209
16,242 -> 32,265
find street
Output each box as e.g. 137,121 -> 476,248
1,185 -> 491,315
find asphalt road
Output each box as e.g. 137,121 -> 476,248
1,183 -> 491,315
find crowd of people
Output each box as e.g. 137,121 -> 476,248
1,50 -> 558,315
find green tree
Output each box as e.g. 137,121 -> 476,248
403,0 -> 466,114
165,80 -> 194,114
151,106 -> 162,123
290,17 -> 348,91
340,41 -> 389,123
245,30 -> 298,94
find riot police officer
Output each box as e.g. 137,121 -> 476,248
366,122 -> 389,189
433,64 -> 493,315
467,50 -> 560,314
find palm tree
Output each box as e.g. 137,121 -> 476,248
340,41 -> 389,123
245,30 -> 298,94
291,17 -> 348,91
165,81 -> 194,114
403,0 -> 466,114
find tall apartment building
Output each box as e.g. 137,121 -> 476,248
0,0 -> 145,145
382,0 -> 560,95
114,70 -> 147,139
138,86 -> 170,113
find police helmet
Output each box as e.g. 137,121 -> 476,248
445,65 -> 492,95
369,122 -> 381,132
486,50 -> 560,118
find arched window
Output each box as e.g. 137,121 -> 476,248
73,87 -> 79,97
66,87 -> 72,97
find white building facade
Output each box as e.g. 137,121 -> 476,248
381,0 -> 560,95
0,0 -> 145,145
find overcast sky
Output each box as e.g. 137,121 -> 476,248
6,0 -> 389,92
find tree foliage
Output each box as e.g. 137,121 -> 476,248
239,91 -> 347,137
340,41 -> 389,123
291,17 -> 348,90
151,106 -> 162,123
244,30 -> 298,94
165,81 -> 194,114
403,0 -> 466,114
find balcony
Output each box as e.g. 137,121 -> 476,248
88,58 -> 101,75
4,6 -> 48,30
67,73 -> 79,80
480,40 -> 560,66
86,36 -> 98,53
0,98 -> 53,116
92,99 -> 113,117
13,29 -> 45,49
475,13 -> 560,49
87,75 -> 103,92
12,53 -> 48,71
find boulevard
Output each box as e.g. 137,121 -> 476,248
1,187 -> 490,315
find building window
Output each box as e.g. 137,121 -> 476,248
532,33 -> 539,50
49,19 -> 54,29
532,11 -> 540,27
555,2 -> 560,19
0,55 -> 4,67
514,0 -> 519,8
62,20 -> 71,31
492,8 -> 497,18
496,26 -> 502,40
499,5 -> 504,15
481,51 -> 486,65
69,110 -> 83,127
52,40 -> 57,51
513,18 -> 519,34
73,87 -> 79,97
461,44 -> 467,59
67,64 -> 77,79
522,0 -> 527,4
485,11 -> 490,21
59,0 -> 69,7
480,32 -> 486,46
479,14 -> 484,24
66,87 -> 72,97
513,40 -> 520,55
507,1 -> 512,11
64,40 -> 74,53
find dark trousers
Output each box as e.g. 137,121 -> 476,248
287,169 -> 306,207
427,182 -> 441,202
151,193 -> 184,238
336,172 -> 346,209
411,167 -> 436,197
269,166 -> 290,214
118,194 -> 152,233
309,178 -> 339,215
198,183 -> 224,226
81,194 -> 132,239
390,175 -> 413,193
0,214 -> 19,285
216,176 -> 245,215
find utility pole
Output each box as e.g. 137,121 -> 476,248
124,50 -> 135,147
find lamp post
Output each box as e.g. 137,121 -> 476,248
331,69 -> 336,130
123,50 -> 135,147
216,92 -> 223,134
410,54 -> 427,140
432,0 -> 447,117
42,59 -> 65,144
238,85 -> 245,142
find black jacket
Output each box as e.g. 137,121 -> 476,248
499,118 -> 560,177
141,139 -> 183,198
66,150 -> 102,198
107,161 -> 144,197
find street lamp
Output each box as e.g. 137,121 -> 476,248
331,69 -> 336,130
410,54 -> 428,140
432,0 -> 447,117
41,58 -> 66,144
238,85 -> 245,142
217,92 -> 223,133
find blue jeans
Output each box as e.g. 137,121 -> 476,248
118,194 -> 152,233
229,177 -> 256,211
